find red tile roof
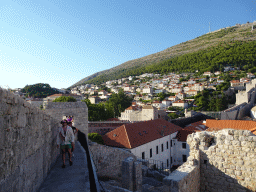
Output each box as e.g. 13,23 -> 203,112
102,119 -> 183,149
176,130 -> 195,142
205,119 -> 256,133
173,100 -> 187,103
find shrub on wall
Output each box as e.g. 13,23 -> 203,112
88,133 -> 104,145
52,96 -> 77,102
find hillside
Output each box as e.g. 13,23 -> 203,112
70,23 -> 256,87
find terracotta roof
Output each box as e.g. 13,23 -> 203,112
205,119 -> 256,133
173,100 -> 187,103
102,119 -> 183,148
176,130 -> 195,142
184,120 -> 207,131
142,105 -> 155,109
230,80 -> 240,83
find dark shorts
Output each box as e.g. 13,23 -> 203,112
60,144 -> 72,150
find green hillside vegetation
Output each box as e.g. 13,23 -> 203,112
53,96 -> 77,102
71,24 -> 256,87
86,40 -> 256,85
21,83 -> 60,98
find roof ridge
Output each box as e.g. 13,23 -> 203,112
123,125 -> 132,149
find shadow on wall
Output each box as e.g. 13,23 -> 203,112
200,151 -> 254,192
77,130 -> 100,192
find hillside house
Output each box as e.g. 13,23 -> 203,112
203,71 -> 212,76
152,100 -> 163,109
185,90 -> 198,97
171,87 -> 183,93
175,92 -> 185,100
88,96 -> 101,104
162,100 -> 172,108
119,105 -> 158,121
214,71 -> 221,75
247,73 -> 255,79
143,86 -> 153,94
167,96 -> 178,102
172,100 -> 188,108
230,80 -> 245,90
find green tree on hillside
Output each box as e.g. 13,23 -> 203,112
53,96 -> 76,102
107,89 -> 133,117
21,83 -> 60,98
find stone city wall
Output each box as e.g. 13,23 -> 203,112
88,141 -> 137,180
198,129 -> 256,191
0,88 -> 59,192
44,101 -> 88,137
164,129 -> 256,192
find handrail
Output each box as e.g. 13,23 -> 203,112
77,130 -> 102,192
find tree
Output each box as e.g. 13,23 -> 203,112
21,83 -> 60,98
88,133 -> 104,144
168,113 -> 179,119
53,96 -> 76,102
107,89 -> 133,117
82,99 -> 114,121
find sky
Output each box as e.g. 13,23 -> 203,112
0,0 -> 255,89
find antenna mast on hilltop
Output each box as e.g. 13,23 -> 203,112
209,22 -> 211,33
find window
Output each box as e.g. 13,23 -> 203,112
183,155 -> 187,162
166,141 -> 169,149
161,144 -> 164,152
156,146 -> 158,154
170,140 -> 172,147
150,148 -> 152,158
167,159 -> 169,167
182,143 -> 186,149
142,152 -> 145,159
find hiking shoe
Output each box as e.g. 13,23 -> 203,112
69,160 -> 73,166
62,164 -> 66,168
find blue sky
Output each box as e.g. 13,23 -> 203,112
0,0 -> 255,89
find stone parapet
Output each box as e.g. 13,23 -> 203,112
164,129 -> 256,192
44,101 -> 88,137
88,141 -> 136,180
0,88 -> 59,192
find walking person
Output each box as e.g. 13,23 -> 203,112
67,121 -> 78,157
57,119 -> 75,168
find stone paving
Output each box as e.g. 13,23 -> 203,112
38,141 -> 90,192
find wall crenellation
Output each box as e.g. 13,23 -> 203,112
164,129 -> 256,191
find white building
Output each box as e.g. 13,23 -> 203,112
171,130 -> 192,166
172,100 -> 188,108
119,105 -> 158,121
143,86 -> 153,94
102,119 -> 184,169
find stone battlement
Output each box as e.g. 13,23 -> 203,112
164,129 -> 256,191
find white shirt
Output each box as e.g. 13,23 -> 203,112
57,126 -> 75,145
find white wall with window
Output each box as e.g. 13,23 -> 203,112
170,139 -> 190,166
130,132 -> 178,169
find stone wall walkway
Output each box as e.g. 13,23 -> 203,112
38,141 -> 90,192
